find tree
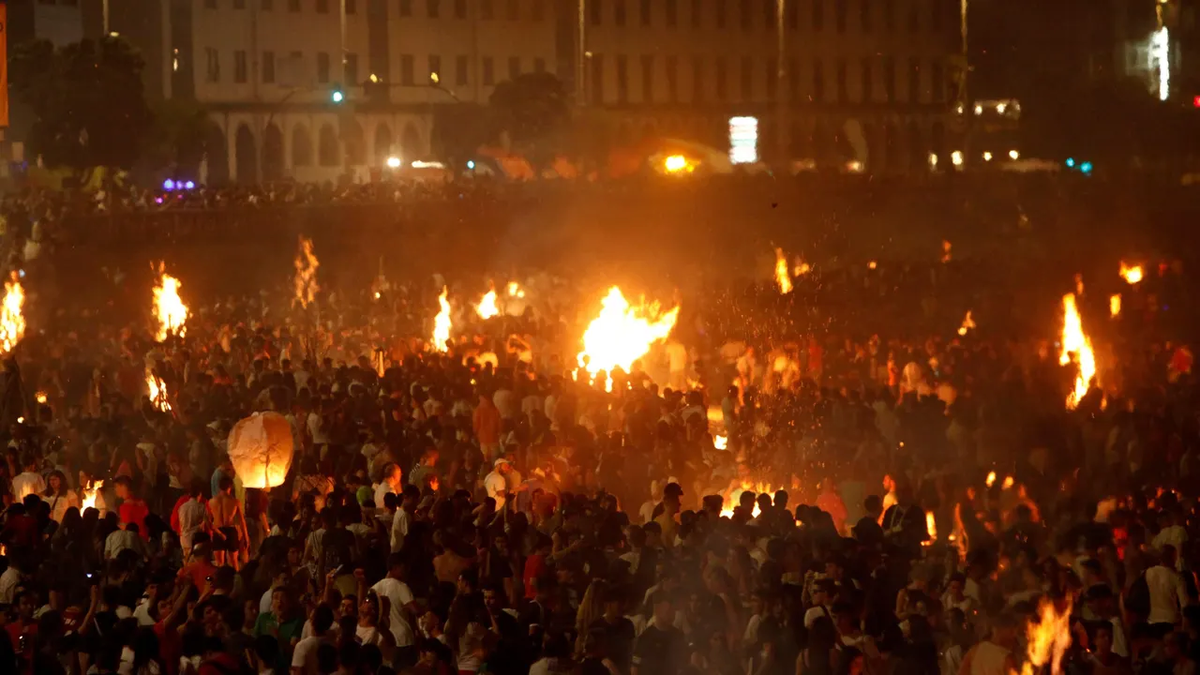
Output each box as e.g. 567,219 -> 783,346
141,99 -> 213,178
430,103 -> 496,170
489,73 -> 570,174
10,36 -> 154,171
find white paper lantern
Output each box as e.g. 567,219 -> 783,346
227,411 -> 294,489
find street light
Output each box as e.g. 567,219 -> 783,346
386,156 -> 402,169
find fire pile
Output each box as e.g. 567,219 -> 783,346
0,272 -> 25,354
293,236 -> 320,309
81,480 -> 104,512
1020,597 -> 1073,675
432,287 -> 452,352
477,285 -> 499,320
774,248 -> 793,294
147,371 -> 171,412
1059,293 -> 1096,409
152,263 -> 188,342
576,286 -> 679,391
718,481 -> 782,519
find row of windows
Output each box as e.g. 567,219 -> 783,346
589,0 -> 949,33
589,54 -> 948,105
202,0 -> 547,20
202,48 -> 546,88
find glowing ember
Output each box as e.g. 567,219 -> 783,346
577,287 -> 679,390
432,287 -> 452,352
293,236 -> 320,309
35,391 -> 47,404
1110,294 -> 1121,317
477,286 -> 499,320
986,471 -> 996,488
1002,475 -> 1015,490
957,310 -> 976,336
147,371 -> 171,412
774,248 -> 792,294
714,434 -> 728,450
924,511 -> 937,545
1060,293 -> 1095,409
1119,261 -> 1143,285
1020,597 -> 1073,675
0,273 -> 25,354
152,264 -> 188,342
941,240 -> 952,263
507,282 -> 525,298
81,480 -> 104,512
868,261 -> 877,270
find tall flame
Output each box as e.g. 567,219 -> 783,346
714,434 -> 728,450
577,287 -> 679,389
793,257 -> 811,276
81,480 -> 104,512
477,286 -> 499,319
957,310 -> 976,336
1060,293 -> 1095,409
986,471 -> 996,488
775,248 -> 793,294
1119,261 -> 1143,285
152,264 -> 188,342
1110,294 -> 1121,317
1020,597 -> 1073,675
147,371 -> 171,412
432,287 -> 452,352
293,236 -> 320,309
0,273 -> 25,354
924,511 -> 937,545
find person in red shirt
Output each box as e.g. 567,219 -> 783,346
6,589 -> 39,674
0,497 -> 40,550
178,542 -> 218,590
115,476 -> 150,540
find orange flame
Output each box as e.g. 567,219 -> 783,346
577,287 -> 679,391
1060,293 -> 1095,409
1020,597 -> 1073,675
714,434 -> 728,450
793,258 -> 811,276
293,236 -> 320,309
34,391 -> 47,405
81,480 -> 104,512
432,287 -> 451,352
957,310 -> 976,336
506,281 -> 525,298
1110,294 -> 1121,317
1002,475 -> 1014,490
0,273 -> 25,354
477,285 -> 499,320
1119,261 -> 1143,285
152,264 -> 187,342
924,511 -> 937,545
941,240 -> 952,263
775,248 -> 793,294
986,471 -> 996,488
147,371 -> 171,412
719,482 -> 780,519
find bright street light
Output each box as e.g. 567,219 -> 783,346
385,156 -> 402,169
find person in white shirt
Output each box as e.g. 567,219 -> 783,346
291,604 -> 335,674
1146,545 -> 1189,627
390,485 -> 418,553
374,463 -> 403,512
177,481 -> 210,556
105,524 -> 146,560
484,459 -> 511,511
0,557 -> 27,605
1154,511 -> 1189,571
371,554 -> 417,658
10,453 -> 45,501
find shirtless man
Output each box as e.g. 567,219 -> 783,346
209,474 -> 249,569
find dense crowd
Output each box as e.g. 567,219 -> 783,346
0,178 -> 1198,675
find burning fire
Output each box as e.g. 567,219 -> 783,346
147,371 -> 171,412
868,261 -> 877,270
477,286 -> 499,320
986,471 -> 996,488
507,282 -> 525,298
152,264 -> 188,342
0,273 -> 25,354
293,236 -> 320,309
957,310 -> 976,336
941,240 -> 952,263
81,480 -> 104,512
1002,475 -> 1015,490
774,248 -> 793,294
432,287 -> 452,352
1110,294 -> 1121,317
577,287 -> 679,390
924,511 -> 937,544
1060,293 -> 1095,409
1020,597 -> 1073,675
719,482 -> 780,519
1119,261 -> 1143,285
793,258 -> 811,276
35,391 -> 46,404
714,434 -> 728,450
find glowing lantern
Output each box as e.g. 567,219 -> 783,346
226,411 -> 295,489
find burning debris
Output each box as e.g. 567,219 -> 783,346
293,236 -> 320,309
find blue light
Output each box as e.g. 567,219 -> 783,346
1080,162 -> 1093,175
163,179 -> 175,191
467,160 -> 476,170
1065,158 -> 1076,168
184,180 -> 195,190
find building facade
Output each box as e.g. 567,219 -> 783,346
563,0 -> 961,171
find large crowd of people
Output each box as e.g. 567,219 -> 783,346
0,177 -> 1197,675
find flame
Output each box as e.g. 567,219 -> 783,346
775,248 -> 793,294
868,261 -> 877,270
663,154 -> 692,173
924,511 -> 937,544
714,434 -> 727,450
507,281 -> 526,298
719,482 -> 780,519
432,287 -> 452,352
0,273 -> 25,354
957,310 -> 976,336
941,240 -> 952,263
1075,273 -> 1084,296
577,287 -> 679,391
986,471 -> 996,488
152,264 -> 188,342
147,371 -> 171,412
35,391 -> 47,404
1119,261 -> 1143,285
293,236 -> 320,308
1002,475 -> 1014,490
793,258 -> 811,276
477,286 -> 499,320
81,480 -> 104,512
1110,294 -> 1121,317
1060,293 -> 1095,409
1020,597 -> 1073,675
